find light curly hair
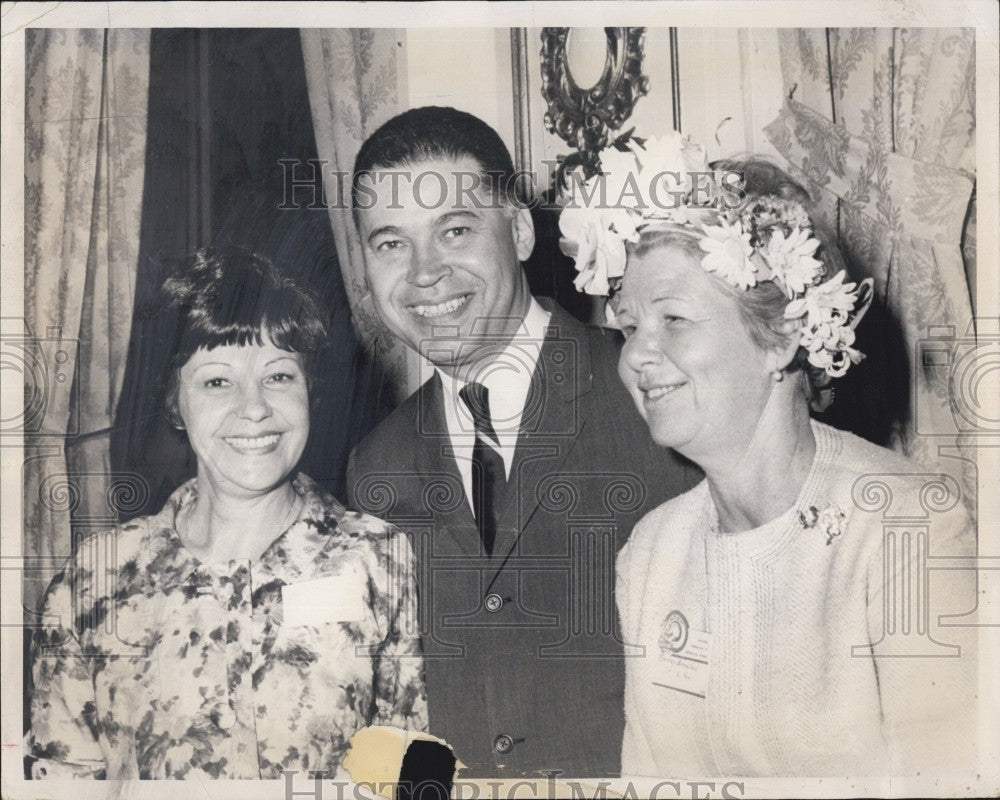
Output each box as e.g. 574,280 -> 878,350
626,158 -> 849,410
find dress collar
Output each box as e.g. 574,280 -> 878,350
142,473 -> 338,590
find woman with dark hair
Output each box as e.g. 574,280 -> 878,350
27,247 -> 426,780
560,139 -> 976,777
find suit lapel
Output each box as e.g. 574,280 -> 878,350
414,373 -> 481,558
416,305 -> 598,565
491,303 -> 595,563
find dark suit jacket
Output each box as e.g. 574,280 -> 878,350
347,299 -> 699,777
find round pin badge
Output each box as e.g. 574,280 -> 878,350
659,609 -> 689,654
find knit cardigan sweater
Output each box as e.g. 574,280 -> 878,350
617,421 -> 976,778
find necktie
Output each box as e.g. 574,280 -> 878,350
459,382 -> 505,556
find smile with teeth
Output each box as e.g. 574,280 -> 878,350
410,294 -> 471,318
643,384 -> 683,400
224,433 -> 281,451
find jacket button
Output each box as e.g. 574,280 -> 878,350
493,733 -> 514,754
210,701 -> 237,730
484,593 -> 503,612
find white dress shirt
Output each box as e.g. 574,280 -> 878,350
428,298 -> 551,515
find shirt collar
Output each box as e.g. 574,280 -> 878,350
435,297 -> 551,437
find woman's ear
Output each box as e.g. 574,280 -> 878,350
767,318 -> 803,373
164,370 -> 186,430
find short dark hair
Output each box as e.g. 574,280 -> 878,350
351,106 -> 518,218
158,247 -> 328,424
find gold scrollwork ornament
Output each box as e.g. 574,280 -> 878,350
540,27 -> 650,163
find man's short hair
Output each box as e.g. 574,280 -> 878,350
351,106 -> 519,215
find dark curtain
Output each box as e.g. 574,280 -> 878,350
523,201 -> 595,325
111,29 -> 391,515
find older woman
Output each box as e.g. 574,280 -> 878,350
560,142 -> 976,777
27,247 -> 426,779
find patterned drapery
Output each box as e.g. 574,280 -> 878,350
764,28 -> 977,508
300,29 -> 414,401
23,29 -> 149,613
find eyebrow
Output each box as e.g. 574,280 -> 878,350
190,355 -> 298,371
366,210 -> 482,246
188,361 -> 231,373
649,290 -> 688,304
616,292 -> 685,317
366,224 -> 404,246
437,210 -> 480,226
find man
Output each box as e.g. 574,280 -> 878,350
346,107 -> 697,777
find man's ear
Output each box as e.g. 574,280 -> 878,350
511,206 -> 535,262
767,318 -> 803,373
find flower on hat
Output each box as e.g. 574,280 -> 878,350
740,196 -> 811,235
784,270 -> 859,324
559,181 -> 638,296
699,219 -> 756,289
631,133 -> 698,203
786,271 -> 872,377
761,227 -> 825,298
598,146 -> 647,212
557,127 -> 874,382
568,220 -> 627,296
637,133 -> 710,214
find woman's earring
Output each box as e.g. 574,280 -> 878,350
772,369 -> 784,382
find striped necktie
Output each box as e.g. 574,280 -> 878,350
459,382 -> 505,556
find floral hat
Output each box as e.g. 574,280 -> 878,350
557,130 -> 874,381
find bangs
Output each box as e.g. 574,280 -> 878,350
171,298 -> 324,367
161,247 -> 328,370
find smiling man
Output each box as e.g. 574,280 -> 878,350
356,151 -> 534,379
346,107 -> 698,777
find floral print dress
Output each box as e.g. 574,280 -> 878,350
27,474 -> 427,779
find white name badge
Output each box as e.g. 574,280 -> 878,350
653,610 -> 711,699
281,567 -> 369,628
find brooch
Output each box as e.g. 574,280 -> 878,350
659,610 -> 690,655
798,503 -> 847,545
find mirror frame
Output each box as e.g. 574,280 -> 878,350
539,27 -> 650,160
